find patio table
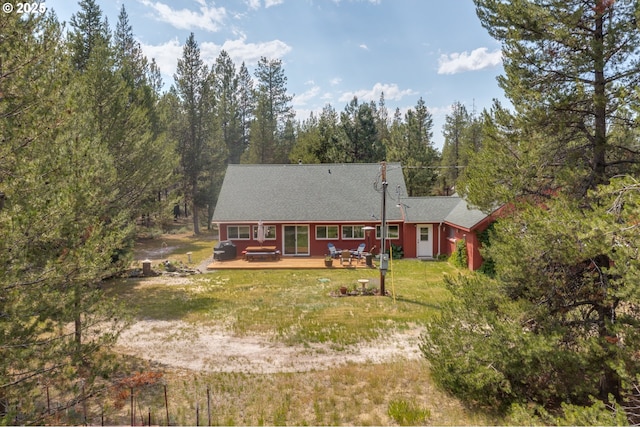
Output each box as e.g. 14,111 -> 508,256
244,246 -> 280,261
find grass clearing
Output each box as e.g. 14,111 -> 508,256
132,226 -> 217,267
108,260 -> 457,346
104,233 -> 502,425
103,358 -> 499,426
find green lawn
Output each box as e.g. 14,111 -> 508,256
105,246 -> 503,425
109,259 -> 458,346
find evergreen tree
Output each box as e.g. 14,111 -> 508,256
172,33 -> 216,234
289,112 -> 322,164
290,104 -> 345,163
245,94 -> 276,163
440,101 -> 469,194
68,0 -> 109,72
374,92 -> 391,148
237,62 -> 254,158
422,180 -> 640,415
70,2 -> 174,220
386,98 -> 439,195
214,50 -> 243,164
462,0 -> 640,208
114,4 -> 147,88
244,57 -> 294,163
318,103 -> 346,162
340,96 -> 385,163
1,10 -> 127,423
423,0 -> 640,418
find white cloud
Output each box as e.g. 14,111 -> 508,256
265,0 -> 284,7
140,35 -> 291,86
139,38 -> 183,79
294,86 -> 321,106
219,36 -> 292,66
138,0 -> 227,32
338,82 -> 417,103
437,47 -> 502,74
359,44 -> 369,50
330,77 -> 342,86
247,0 -> 283,9
332,0 -> 381,4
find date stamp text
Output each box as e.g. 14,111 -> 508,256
3,2 -> 47,14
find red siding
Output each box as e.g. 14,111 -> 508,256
218,217 -> 495,271
218,223 -> 402,258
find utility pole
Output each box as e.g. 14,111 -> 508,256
379,161 -> 388,296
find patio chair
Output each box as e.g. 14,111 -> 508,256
351,243 -> 366,261
340,250 -> 353,267
327,243 -> 340,258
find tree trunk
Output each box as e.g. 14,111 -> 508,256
191,179 -> 200,235
592,3 -> 608,190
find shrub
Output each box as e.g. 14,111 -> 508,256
389,243 -> 404,259
449,238 -> 468,269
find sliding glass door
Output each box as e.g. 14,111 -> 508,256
283,225 -> 309,255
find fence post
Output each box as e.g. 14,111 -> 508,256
206,387 -> 211,426
130,387 -> 134,426
164,385 -> 169,426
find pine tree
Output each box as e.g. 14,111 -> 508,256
422,181 -> 640,413
340,96 -> 384,163
214,50 -> 243,164
173,33 -> 216,234
440,102 -> 468,193
237,62 -> 254,158
463,0 -> 640,208
1,10 -> 128,423
386,98 -> 438,195
68,0 -> 109,72
289,113 -> 321,164
423,0 -> 640,417
244,57 -> 294,163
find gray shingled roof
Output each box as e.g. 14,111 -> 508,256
212,163 -> 407,222
401,197 -> 460,223
402,196 -> 490,230
444,199 -> 491,230
212,163 -> 492,230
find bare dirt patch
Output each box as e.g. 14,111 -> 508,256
115,319 -> 425,374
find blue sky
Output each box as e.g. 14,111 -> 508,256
45,0 -> 506,148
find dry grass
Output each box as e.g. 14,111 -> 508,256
100,230 -> 505,425
101,359 -> 500,426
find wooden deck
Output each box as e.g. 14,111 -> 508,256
207,256 -> 375,270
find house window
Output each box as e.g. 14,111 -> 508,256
448,226 -> 456,239
228,225 -> 251,239
253,225 -> 276,240
342,225 -> 365,239
316,225 -> 339,240
376,224 -> 400,239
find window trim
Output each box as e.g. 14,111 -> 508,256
447,226 -> 456,240
376,224 -> 400,240
253,225 -> 276,240
342,225 -> 365,240
227,225 -> 251,240
315,225 -> 339,240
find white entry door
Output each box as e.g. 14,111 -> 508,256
417,225 -> 433,258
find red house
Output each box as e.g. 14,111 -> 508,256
212,163 -> 498,270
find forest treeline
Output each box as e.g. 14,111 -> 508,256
0,1 -> 476,422
4,0 -> 640,424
